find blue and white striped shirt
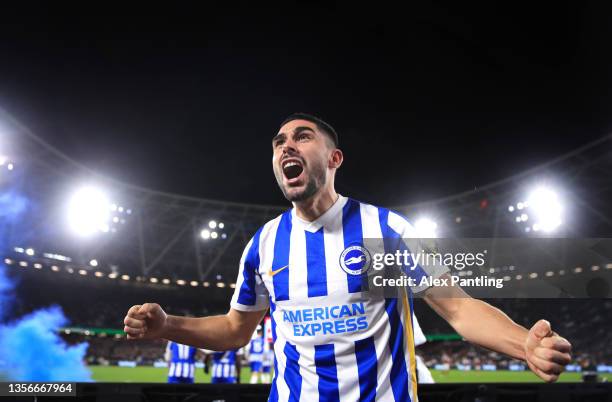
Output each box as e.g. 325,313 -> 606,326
212,350 -> 239,380
231,196 -> 446,402
166,341 -> 197,380
249,336 -> 265,363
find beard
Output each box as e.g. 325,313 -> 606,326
275,162 -> 326,202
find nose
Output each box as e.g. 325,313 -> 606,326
281,138 -> 298,155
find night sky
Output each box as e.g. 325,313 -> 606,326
1,2 -> 611,206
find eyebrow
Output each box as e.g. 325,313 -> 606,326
273,126 -> 316,141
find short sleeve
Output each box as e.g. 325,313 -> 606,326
230,229 -> 270,312
387,211 -> 450,293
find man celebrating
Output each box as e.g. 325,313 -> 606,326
124,113 -> 571,401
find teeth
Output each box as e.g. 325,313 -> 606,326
283,161 -> 299,168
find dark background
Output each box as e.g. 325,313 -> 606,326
0,2 -> 611,206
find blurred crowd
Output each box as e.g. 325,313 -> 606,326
7,267 -> 612,369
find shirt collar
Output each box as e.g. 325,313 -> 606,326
291,194 -> 347,233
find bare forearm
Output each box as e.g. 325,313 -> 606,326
162,314 -> 251,350
424,277 -> 572,382
425,280 -> 528,361
451,298 -> 528,360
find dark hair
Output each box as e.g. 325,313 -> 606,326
280,113 -> 339,147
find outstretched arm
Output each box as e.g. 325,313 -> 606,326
423,274 -> 572,382
124,303 -> 267,350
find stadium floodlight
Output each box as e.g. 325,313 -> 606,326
150,277 -> 158,283
89,259 -> 98,267
414,217 -> 438,238
162,278 -> 171,284
208,220 -> 217,229
526,186 -> 563,233
211,231 -> 218,239
218,222 -> 224,229
200,229 -> 211,239
25,248 -> 34,256
190,280 -> 199,287
67,186 -> 112,237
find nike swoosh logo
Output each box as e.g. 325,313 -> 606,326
267,265 -> 289,277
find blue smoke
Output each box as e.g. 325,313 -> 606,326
0,189 -> 91,381
0,190 -> 28,223
0,265 -> 14,321
0,302 -> 91,381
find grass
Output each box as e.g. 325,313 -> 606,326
90,365 -> 253,383
88,366 -> 611,383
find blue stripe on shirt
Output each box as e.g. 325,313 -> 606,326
314,344 -> 340,402
306,227 -> 328,297
237,227 -> 263,305
355,336 -> 377,402
268,298 -> 279,402
385,298 -> 411,402
272,212 -> 292,301
284,343 -> 302,402
342,198 -> 365,293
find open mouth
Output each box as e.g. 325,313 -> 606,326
282,159 -> 304,181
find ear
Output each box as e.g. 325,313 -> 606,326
329,148 -> 343,169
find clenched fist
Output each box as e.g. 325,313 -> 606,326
524,319 -> 572,382
123,303 -> 168,340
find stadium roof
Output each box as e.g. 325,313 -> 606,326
2,107 -> 612,284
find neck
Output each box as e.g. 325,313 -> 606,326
293,187 -> 339,222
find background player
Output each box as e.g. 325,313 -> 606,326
261,341 -> 273,384
124,113 -> 572,400
206,348 -> 242,384
165,341 -> 197,384
246,326 -> 264,384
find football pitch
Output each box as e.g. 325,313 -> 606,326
89,366 -> 611,383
